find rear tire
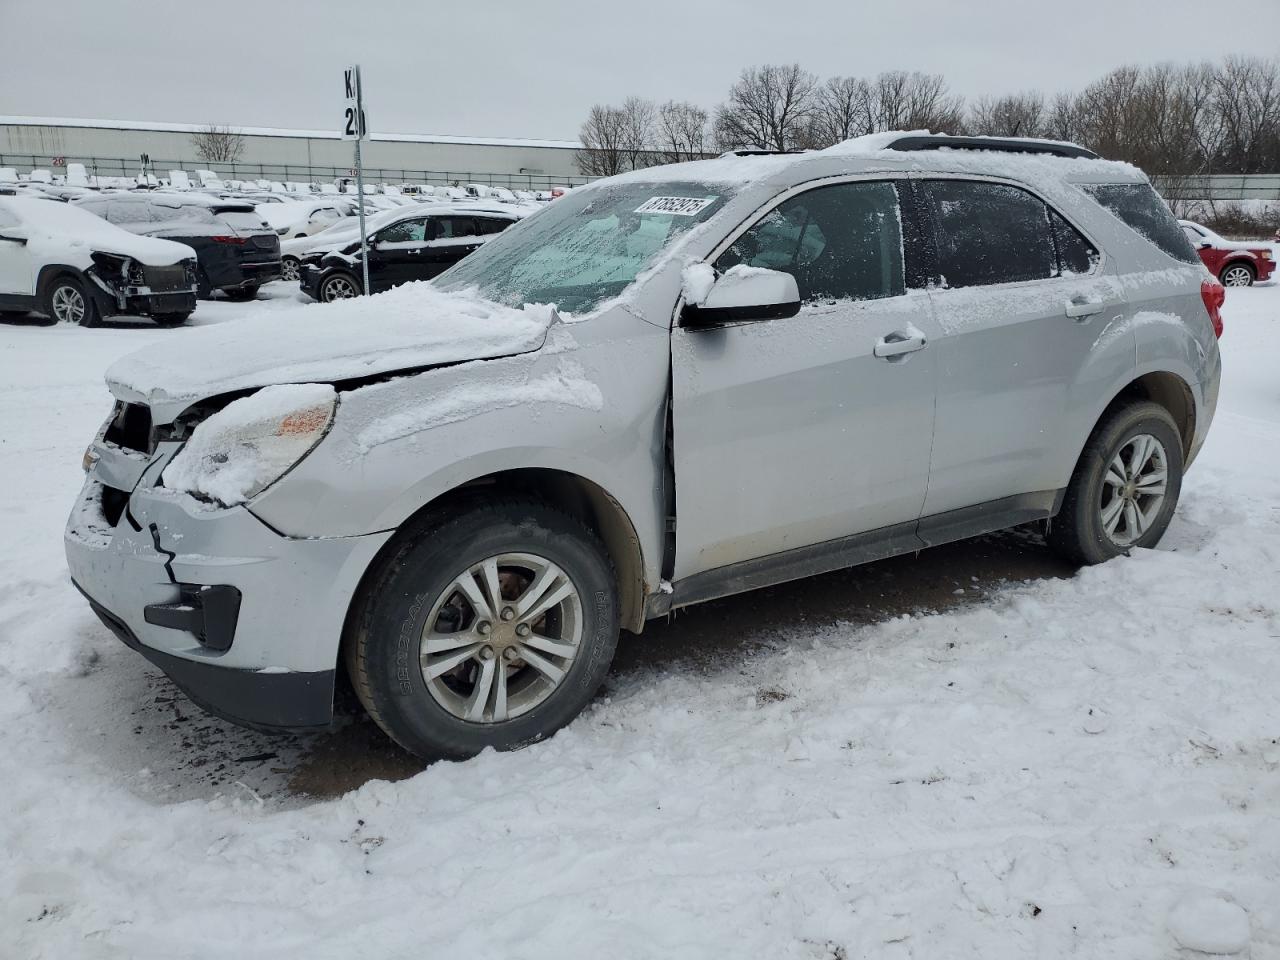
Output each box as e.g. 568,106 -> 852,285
1048,400 -> 1183,565
345,499 -> 620,761
281,256 -> 300,282
222,285 -> 259,302
153,312 -> 191,327
44,274 -> 99,327
1219,262 -> 1255,287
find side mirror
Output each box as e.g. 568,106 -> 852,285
681,265 -> 801,328
0,231 -> 27,245
1198,240 -> 1213,250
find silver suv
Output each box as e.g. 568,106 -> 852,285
66,135 -> 1223,759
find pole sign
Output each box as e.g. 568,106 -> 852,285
342,66 -> 368,141
343,65 -> 372,295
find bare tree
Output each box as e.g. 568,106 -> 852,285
807,75 -> 871,147
656,100 -> 711,163
619,96 -> 657,170
1211,55 -> 1280,174
577,104 -> 629,177
867,71 -> 965,133
714,64 -> 820,151
968,92 -> 1046,138
190,124 -> 246,164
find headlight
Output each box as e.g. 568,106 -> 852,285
89,251 -> 130,279
1259,250 -> 1272,261
162,384 -> 336,507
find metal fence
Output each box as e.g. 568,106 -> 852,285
0,154 -> 596,191
5,153 -> 1280,201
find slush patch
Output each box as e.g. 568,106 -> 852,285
634,196 -> 717,216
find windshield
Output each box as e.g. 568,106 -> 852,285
435,180 -> 732,313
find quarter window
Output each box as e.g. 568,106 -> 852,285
925,180 -> 1057,288
1049,209 -> 1100,276
1084,183 -> 1198,264
715,181 -> 905,304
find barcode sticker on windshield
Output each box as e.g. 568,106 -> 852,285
634,196 -> 717,216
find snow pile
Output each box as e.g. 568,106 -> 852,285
162,383 -> 335,506
1166,893 -> 1251,955
106,281 -> 557,414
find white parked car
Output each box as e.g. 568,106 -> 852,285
257,199 -> 352,238
0,197 -> 198,326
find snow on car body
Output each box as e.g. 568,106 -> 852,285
65,133 -> 1222,757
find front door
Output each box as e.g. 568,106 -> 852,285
368,217 -> 429,292
671,179 -> 940,581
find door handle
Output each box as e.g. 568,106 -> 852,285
1064,298 -> 1117,320
874,331 -> 928,359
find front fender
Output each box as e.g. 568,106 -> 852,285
249,311 -> 671,587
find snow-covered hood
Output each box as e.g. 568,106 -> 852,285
106,282 -> 557,421
89,231 -> 195,266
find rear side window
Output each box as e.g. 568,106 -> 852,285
924,180 -> 1056,288
1083,183 -> 1198,264
436,217 -> 479,239
716,180 -> 905,304
476,217 -> 513,235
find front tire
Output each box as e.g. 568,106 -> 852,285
222,285 -> 259,302
320,271 -> 361,302
345,499 -> 620,760
1219,262 -> 1255,287
1049,400 -> 1183,565
153,312 -> 192,327
45,274 -> 99,327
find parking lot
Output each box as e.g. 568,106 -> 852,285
3,272 -> 1279,955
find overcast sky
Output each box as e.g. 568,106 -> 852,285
1,0 -> 1275,142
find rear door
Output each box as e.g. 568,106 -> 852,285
916,176 -> 1121,528
423,216 -> 485,276
671,178 -> 940,581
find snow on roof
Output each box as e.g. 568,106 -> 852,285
607,131 -> 1144,188
0,115 -> 582,151
0,196 -> 194,265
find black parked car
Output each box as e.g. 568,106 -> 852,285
299,205 -> 520,302
74,194 -> 282,300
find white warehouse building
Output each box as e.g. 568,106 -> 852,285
0,116 -> 589,190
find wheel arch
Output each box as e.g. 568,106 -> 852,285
346,467 -> 649,636
1097,370 -> 1196,461
36,263 -> 89,296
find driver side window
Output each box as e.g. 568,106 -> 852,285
715,181 -> 905,304
377,219 -> 427,244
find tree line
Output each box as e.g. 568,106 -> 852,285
577,56 -> 1280,181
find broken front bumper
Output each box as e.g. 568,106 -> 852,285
65,425 -> 392,730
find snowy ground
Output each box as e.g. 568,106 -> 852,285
2,278 -> 1279,958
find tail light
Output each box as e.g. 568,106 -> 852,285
1200,279 -> 1225,339
211,235 -> 247,245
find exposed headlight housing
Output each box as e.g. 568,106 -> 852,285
162,384 -> 336,506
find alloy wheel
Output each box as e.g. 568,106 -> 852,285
322,275 -> 358,301
282,258 -> 299,282
1221,265 -> 1253,287
1099,433 -> 1169,547
419,552 -> 583,724
51,284 -> 85,324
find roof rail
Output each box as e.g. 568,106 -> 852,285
720,149 -> 800,157
886,135 -> 1099,160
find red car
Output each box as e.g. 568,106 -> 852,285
1180,219 -> 1275,287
